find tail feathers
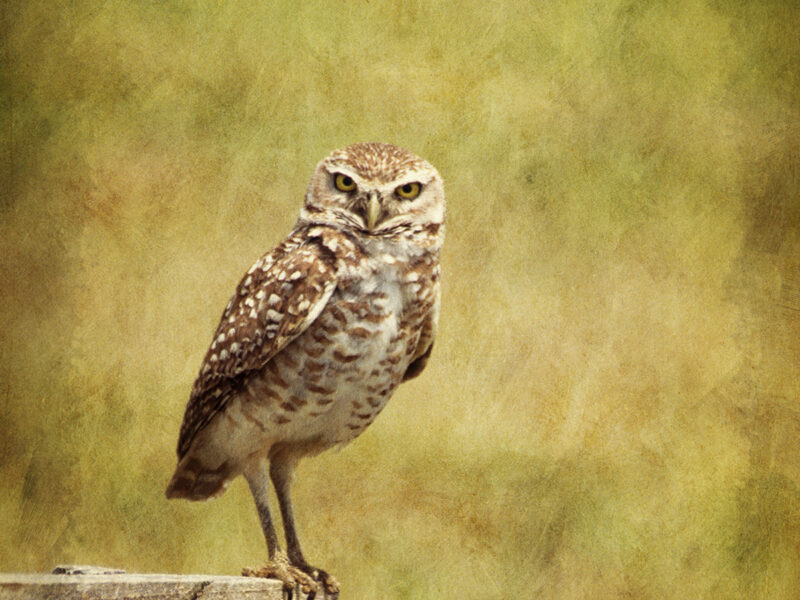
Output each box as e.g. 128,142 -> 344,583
165,457 -> 233,501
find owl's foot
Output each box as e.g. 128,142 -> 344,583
243,550 -> 317,599
292,558 -> 340,597
243,551 -> 339,599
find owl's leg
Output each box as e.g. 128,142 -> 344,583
270,450 -> 341,597
242,456 -> 318,599
244,457 -> 280,558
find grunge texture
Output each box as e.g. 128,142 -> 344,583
1,2 -> 799,598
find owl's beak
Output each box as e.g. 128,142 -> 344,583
366,193 -> 383,231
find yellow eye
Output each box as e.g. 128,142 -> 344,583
395,182 -> 421,200
334,173 -> 356,192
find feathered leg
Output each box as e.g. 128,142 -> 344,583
270,449 -> 340,597
242,456 -> 318,599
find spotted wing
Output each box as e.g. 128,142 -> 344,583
176,236 -> 338,458
402,293 -> 439,382
402,260 -> 440,382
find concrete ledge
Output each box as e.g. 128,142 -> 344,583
0,572 -> 295,600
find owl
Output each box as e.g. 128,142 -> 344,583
166,142 -> 445,597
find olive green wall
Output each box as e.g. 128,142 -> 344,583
2,2 -> 798,598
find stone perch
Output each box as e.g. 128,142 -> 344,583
0,566 -> 329,599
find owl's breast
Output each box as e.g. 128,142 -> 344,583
225,242 -> 439,456
231,278 -> 415,452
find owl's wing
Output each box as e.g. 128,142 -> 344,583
176,236 -> 338,458
402,288 -> 440,382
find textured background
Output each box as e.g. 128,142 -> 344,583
2,2 -> 799,598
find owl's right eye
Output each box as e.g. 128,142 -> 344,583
334,173 -> 357,192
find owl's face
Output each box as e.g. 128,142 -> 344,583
300,143 -> 445,241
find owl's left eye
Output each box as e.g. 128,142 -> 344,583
395,182 -> 421,200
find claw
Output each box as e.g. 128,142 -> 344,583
316,570 -> 340,596
290,559 -> 340,597
243,550 -> 340,599
243,550 -> 319,598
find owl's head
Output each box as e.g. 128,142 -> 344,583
300,143 -> 444,243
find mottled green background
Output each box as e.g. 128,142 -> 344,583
2,1 -> 799,598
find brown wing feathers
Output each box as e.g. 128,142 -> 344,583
176,232 -> 338,458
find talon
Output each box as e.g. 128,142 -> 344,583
318,570 -> 340,596
291,561 -> 340,597
243,550 -> 319,598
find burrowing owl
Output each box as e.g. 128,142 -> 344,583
166,142 -> 444,596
